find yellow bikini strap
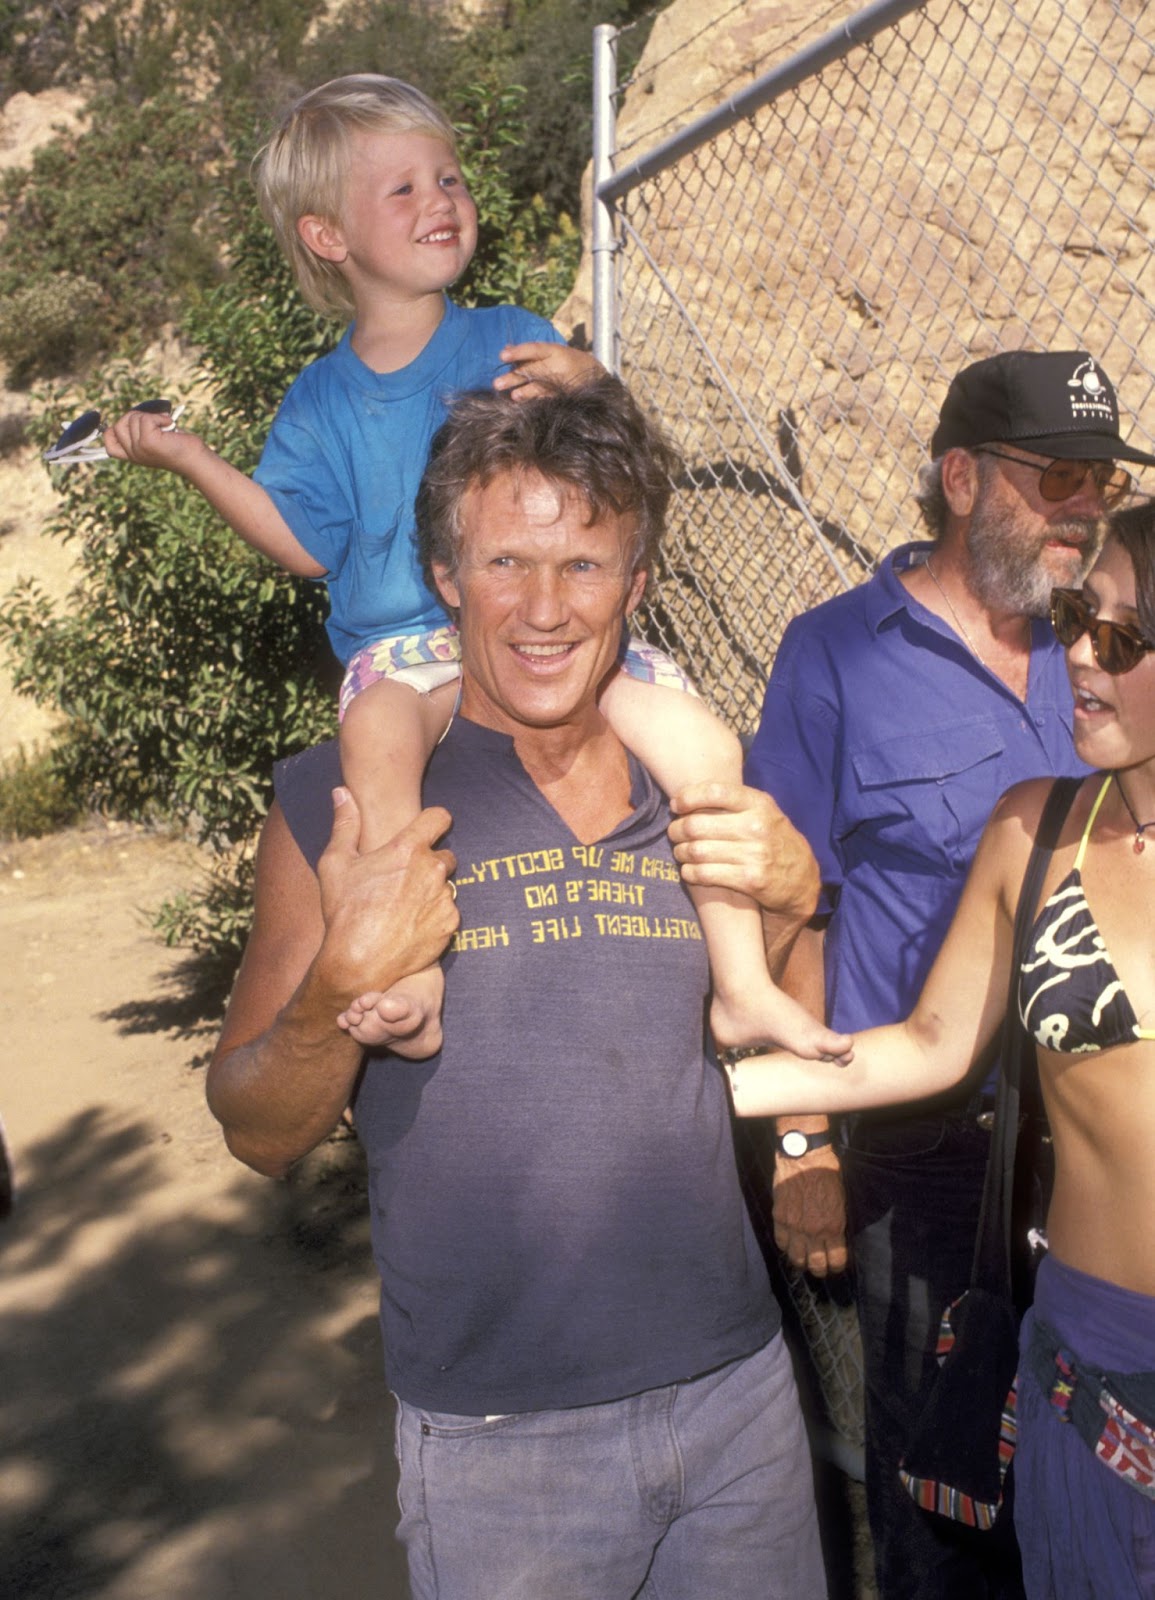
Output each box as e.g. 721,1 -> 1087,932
1073,773 -> 1115,871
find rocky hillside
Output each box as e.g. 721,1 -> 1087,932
559,0 -> 863,338
0,90 -> 86,761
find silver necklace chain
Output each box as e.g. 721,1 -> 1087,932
924,557 -> 990,669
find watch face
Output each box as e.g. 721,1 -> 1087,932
780,1130 -> 809,1158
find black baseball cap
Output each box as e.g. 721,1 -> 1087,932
931,350 -> 1155,467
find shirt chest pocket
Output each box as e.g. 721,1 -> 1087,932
846,718 -> 1007,875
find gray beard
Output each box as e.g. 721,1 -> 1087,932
967,505 -> 1102,617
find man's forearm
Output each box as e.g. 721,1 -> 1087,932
205,797 -> 458,1179
768,923 -> 833,1139
763,909 -> 825,991
207,964 -> 366,1178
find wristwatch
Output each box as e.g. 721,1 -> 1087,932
776,1129 -> 833,1159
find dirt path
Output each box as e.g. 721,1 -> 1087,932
0,385 -> 409,1599
0,822 -> 408,1600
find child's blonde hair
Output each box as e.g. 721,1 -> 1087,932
254,74 -> 459,319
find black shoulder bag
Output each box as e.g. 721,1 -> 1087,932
898,775 -> 1081,1529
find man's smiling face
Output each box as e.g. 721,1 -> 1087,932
433,469 -> 647,738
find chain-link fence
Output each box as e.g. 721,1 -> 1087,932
595,0 -> 1155,730
591,0 -> 1155,1477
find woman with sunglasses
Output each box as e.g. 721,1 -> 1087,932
725,501 -> 1155,1596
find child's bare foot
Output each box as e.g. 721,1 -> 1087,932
338,964 -> 445,1057
711,980 -> 853,1065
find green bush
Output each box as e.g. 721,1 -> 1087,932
0,0 -> 90,96
0,91 -> 222,378
76,0 -> 326,112
467,0 -> 656,220
5,402 -> 337,850
0,274 -> 104,384
453,83 -> 583,318
298,0 -> 458,108
73,0 -> 191,104
0,744 -> 82,838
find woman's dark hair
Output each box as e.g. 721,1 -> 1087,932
1107,498 -> 1155,640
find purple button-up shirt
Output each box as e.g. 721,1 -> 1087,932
745,542 -> 1086,1031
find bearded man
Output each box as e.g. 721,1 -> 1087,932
743,350 -> 1155,1599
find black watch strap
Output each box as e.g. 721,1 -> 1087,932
776,1129 -> 833,1159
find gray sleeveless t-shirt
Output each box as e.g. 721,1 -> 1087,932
275,718 -> 778,1413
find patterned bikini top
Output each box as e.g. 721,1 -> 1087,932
1018,775 -> 1155,1054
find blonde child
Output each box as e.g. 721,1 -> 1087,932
104,74 -> 850,1066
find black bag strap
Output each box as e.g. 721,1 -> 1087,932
970,775 -> 1083,1294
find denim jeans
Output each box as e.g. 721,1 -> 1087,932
844,1111 -> 1025,1600
392,1334 -> 826,1600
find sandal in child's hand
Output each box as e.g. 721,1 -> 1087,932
45,399 -> 185,466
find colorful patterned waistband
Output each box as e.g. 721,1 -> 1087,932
1028,1317 -> 1155,1501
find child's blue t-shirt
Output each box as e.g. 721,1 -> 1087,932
254,297 -> 563,664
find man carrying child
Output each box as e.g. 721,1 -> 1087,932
206,375 -> 831,1597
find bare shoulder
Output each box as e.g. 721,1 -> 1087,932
992,773 -> 1094,843
978,774 -> 1094,912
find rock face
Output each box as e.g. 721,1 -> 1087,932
0,88 -> 83,174
559,2 -> 863,344
560,0 -> 1155,724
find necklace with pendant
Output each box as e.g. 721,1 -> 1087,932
1114,773 -> 1155,854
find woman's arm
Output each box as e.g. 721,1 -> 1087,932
726,783 -> 1041,1118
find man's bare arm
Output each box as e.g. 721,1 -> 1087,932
206,789 -> 458,1178
767,925 -> 847,1276
668,784 -> 847,1274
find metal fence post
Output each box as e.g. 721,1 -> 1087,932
591,23 -> 619,374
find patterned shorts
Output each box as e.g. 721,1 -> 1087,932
339,626 -> 462,721
339,625 -> 694,721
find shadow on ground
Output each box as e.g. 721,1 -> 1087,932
100,949 -> 237,1043
0,1108 -> 407,1600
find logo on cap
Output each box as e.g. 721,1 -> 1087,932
1067,358 -> 1115,426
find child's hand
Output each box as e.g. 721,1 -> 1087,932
494,342 -> 604,400
102,404 -> 202,472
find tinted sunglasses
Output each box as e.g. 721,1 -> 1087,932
44,398 -> 183,466
977,447 -> 1132,508
1050,587 -> 1155,674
